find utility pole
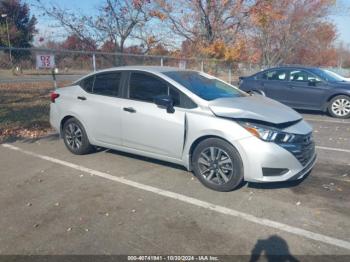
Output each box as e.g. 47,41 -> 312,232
1,14 -> 12,63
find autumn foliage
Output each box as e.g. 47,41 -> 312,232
24,0 -> 350,67
153,0 -> 340,67
2,0 -> 349,141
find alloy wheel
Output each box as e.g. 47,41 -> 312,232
197,147 -> 234,185
331,98 -> 350,117
65,122 -> 83,150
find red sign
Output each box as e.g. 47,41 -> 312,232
36,54 -> 55,69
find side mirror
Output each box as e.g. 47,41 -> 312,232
154,95 -> 175,113
308,79 -> 317,86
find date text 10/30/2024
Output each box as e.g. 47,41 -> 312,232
127,255 -> 219,261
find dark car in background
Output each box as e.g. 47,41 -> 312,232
239,66 -> 350,118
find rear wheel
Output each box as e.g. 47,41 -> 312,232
63,118 -> 94,155
192,138 -> 244,191
328,95 -> 350,118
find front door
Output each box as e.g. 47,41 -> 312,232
120,71 -> 186,159
285,69 -> 329,109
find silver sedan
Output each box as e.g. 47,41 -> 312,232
50,66 -> 316,191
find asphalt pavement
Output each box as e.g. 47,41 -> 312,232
0,112 -> 349,259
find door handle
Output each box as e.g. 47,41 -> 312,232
77,96 -> 87,101
123,107 -> 136,113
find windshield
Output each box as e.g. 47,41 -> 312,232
163,71 -> 246,101
309,68 -> 345,82
323,70 -> 348,81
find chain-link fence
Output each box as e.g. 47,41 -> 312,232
1,46 -> 349,140
0,47 -> 258,140
0,47 -> 261,83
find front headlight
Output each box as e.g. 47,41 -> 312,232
239,122 -> 295,143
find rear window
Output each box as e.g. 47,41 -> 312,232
262,70 -> 287,81
78,72 -> 121,97
79,76 -> 94,93
163,71 -> 245,101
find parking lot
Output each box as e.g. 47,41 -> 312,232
0,112 -> 349,258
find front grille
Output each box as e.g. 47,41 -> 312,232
278,133 -> 315,166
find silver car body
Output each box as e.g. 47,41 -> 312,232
50,66 -> 316,183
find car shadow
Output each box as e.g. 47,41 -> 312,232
1,134 -> 312,192
295,109 -> 328,117
104,148 -> 188,172
249,235 -> 299,262
247,171 -> 311,190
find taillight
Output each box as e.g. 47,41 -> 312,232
50,92 -> 60,103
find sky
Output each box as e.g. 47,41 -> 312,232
332,14 -> 350,46
25,0 -> 350,46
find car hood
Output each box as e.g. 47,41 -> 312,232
208,95 -> 302,125
332,81 -> 350,88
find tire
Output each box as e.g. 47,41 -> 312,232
192,138 -> 244,192
252,90 -> 265,96
328,95 -> 350,119
63,118 -> 94,155
246,90 -> 265,96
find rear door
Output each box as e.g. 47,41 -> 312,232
76,71 -> 124,145
259,69 -> 290,104
119,71 -> 189,159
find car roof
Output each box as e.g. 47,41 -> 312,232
250,66 -> 320,77
94,65 -> 185,74
73,66 -> 193,85
262,66 -> 319,72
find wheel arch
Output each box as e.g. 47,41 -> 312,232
250,89 -> 266,96
323,93 -> 350,111
60,115 -> 75,135
59,114 -> 95,144
187,135 -> 237,170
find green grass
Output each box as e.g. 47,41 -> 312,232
0,69 -> 89,78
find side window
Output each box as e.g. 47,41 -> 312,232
129,72 -> 168,102
262,70 -> 287,81
93,72 -> 121,96
169,87 -> 197,109
169,87 -> 180,106
289,70 -> 321,82
79,76 -> 95,93
254,73 -> 262,80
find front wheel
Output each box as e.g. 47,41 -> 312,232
192,138 -> 244,192
328,95 -> 350,119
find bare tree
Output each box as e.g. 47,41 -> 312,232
35,0 -> 157,55
155,0 -> 251,45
